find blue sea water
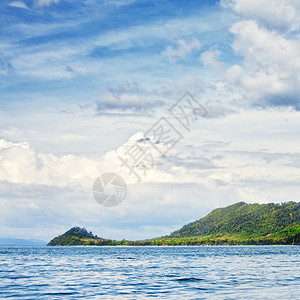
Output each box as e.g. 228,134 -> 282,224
0,246 -> 299,299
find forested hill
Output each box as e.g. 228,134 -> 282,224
168,201 -> 299,241
48,201 -> 300,246
48,227 -> 113,246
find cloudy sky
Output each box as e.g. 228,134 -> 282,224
1,0 -> 300,241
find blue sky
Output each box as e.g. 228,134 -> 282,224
1,0 -> 300,241
1,0 -> 237,109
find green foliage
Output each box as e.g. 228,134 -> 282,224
47,227 -> 109,246
169,201 -> 300,239
48,202 -> 300,246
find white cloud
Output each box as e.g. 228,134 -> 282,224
215,1 -> 300,109
1,107 -> 300,240
221,0 -> 300,31
225,20 -> 300,106
162,39 -> 202,63
200,49 -> 223,70
2,106 -> 299,190
9,1 -> 29,9
0,139 -> 99,187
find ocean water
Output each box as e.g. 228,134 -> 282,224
0,246 -> 299,299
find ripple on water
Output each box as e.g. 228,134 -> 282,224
0,246 -> 299,299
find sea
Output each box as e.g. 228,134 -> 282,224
0,246 -> 299,299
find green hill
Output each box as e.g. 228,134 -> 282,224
162,201 -> 300,245
170,201 -> 299,237
48,227 -> 113,246
48,201 -> 300,246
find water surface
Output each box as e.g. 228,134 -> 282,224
0,246 -> 299,299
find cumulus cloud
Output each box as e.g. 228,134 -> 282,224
200,49 -> 223,70
225,20 -> 300,107
0,139 -> 99,187
1,107 -> 299,189
221,0 -> 300,31
217,0 -> 300,108
162,39 -> 202,63
0,134 -> 217,240
0,131 -> 183,189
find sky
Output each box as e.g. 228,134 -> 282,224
1,0 -> 300,241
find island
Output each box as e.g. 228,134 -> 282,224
48,201 -> 300,246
